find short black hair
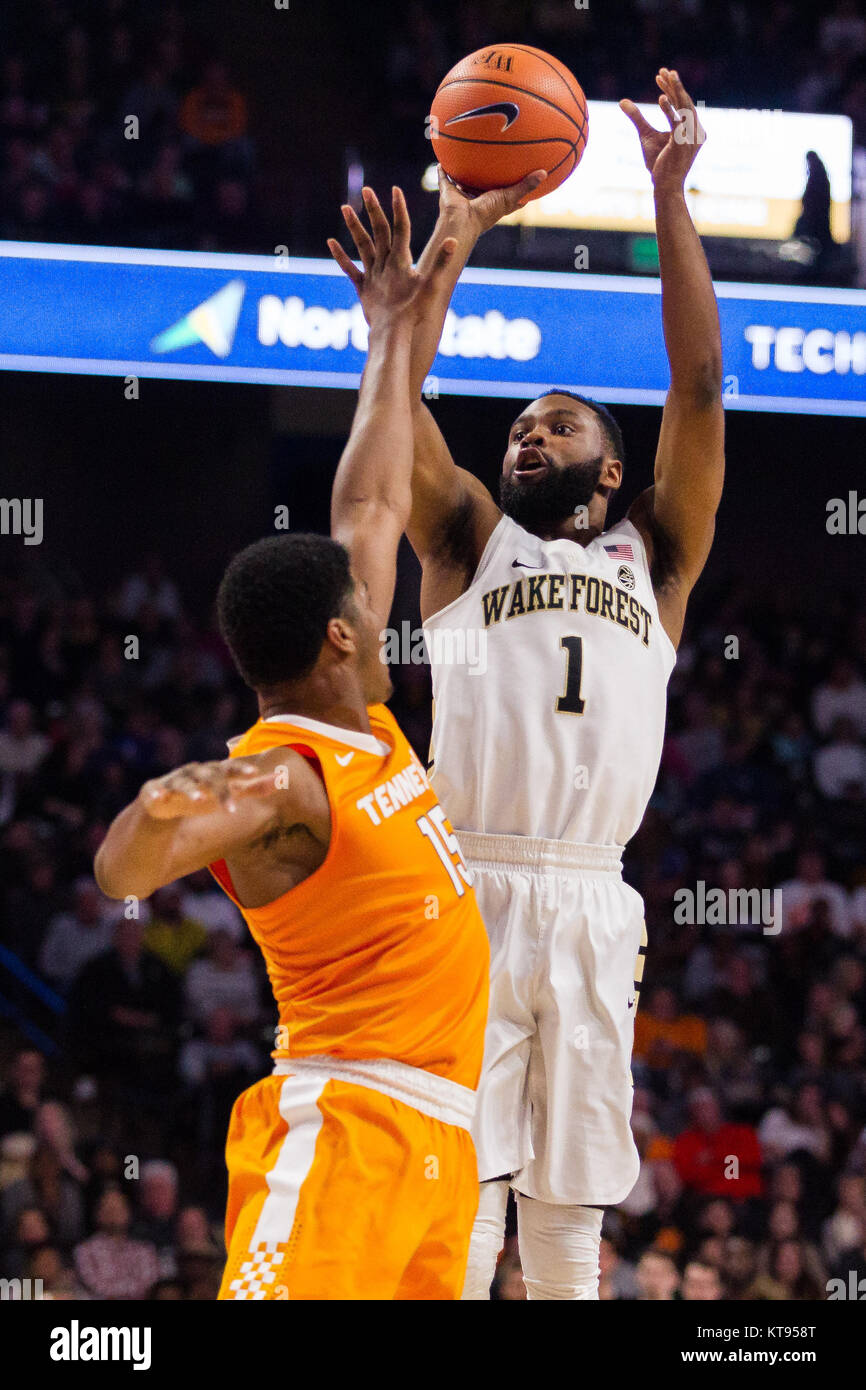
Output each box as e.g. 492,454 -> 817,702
538,389 -> 626,468
217,534 -> 354,689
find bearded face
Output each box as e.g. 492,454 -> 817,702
499,396 -> 617,536
500,452 -> 605,531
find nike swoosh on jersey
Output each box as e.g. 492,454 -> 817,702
335,751 -> 355,766
445,102 -> 520,132
512,558 -> 544,569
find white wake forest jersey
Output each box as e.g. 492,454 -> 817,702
425,513 -> 677,848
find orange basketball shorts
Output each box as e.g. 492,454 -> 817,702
217,1056 -> 480,1300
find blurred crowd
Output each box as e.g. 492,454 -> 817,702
0,0 -> 259,250
0,547 -> 865,1300
379,0 -> 866,156
1,0 -> 865,256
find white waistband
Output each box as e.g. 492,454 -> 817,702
456,830 -> 623,874
271,1055 -> 476,1130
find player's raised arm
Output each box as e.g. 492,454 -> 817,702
402,170 -> 544,596
621,69 -> 725,645
327,186 -> 457,628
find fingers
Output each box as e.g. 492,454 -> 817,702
361,185 -> 392,265
659,67 -> 691,112
227,763 -> 286,802
141,759 -> 282,818
507,167 -> 547,207
429,235 -> 458,277
340,203 -> 375,272
326,236 -> 363,289
217,761 -> 285,811
460,166 -> 547,231
390,185 -> 412,262
438,164 -> 468,199
657,67 -> 705,144
658,92 -> 682,135
619,98 -> 657,137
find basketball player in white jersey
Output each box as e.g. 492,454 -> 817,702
333,69 -> 725,1299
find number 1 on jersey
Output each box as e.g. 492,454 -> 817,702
556,635 -> 586,715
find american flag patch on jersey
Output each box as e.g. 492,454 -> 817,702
604,543 -> 634,561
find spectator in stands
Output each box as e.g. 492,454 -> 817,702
0,1049 -> 47,1138
823,1173 -> 866,1265
681,1259 -> 723,1300
0,699 -> 50,779
73,1187 -> 159,1300
29,1240 -> 83,1298
33,1101 -> 89,1187
67,919 -> 182,1096
1,1142 -> 85,1254
184,928 -> 260,1029
673,1088 -> 763,1200
179,1006 -> 261,1149
762,1238 -> 828,1300
721,1235 -> 759,1299
633,985 -> 708,1069
635,1250 -> 680,1300
812,657 -> 866,738
179,866 -> 244,940
115,553 -> 182,624
143,884 -> 207,976
813,716 -> 866,800
776,848 -> 851,937
598,1234 -> 640,1300
0,1204 -> 52,1279
131,1160 -> 180,1275
175,1204 -> 222,1262
39,877 -> 116,994
178,59 -> 250,177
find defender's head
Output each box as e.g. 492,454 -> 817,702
500,391 -> 624,535
217,534 -> 391,708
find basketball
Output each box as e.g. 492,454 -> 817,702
429,44 -> 588,204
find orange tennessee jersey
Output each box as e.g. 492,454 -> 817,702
210,706 -> 489,1090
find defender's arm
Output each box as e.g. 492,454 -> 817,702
404,169 -> 544,603
95,747 -> 322,901
328,186 -> 457,629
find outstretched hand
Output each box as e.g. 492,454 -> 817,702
327,185 -> 457,325
139,758 -> 283,819
436,163 -> 548,234
620,68 -> 706,192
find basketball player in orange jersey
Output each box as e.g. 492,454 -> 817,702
94,189 -> 492,1300
332,69 -> 725,1299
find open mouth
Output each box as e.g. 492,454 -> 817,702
513,448 -> 550,481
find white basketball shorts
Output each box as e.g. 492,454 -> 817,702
456,831 -> 647,1207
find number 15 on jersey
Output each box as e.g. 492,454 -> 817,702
416,804 -> 474,897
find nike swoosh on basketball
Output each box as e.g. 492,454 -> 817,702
335,752 -> 354,766
445,102 -> 520,132
512,558 -> 544,569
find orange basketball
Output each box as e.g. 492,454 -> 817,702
429,44 -> 588,204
